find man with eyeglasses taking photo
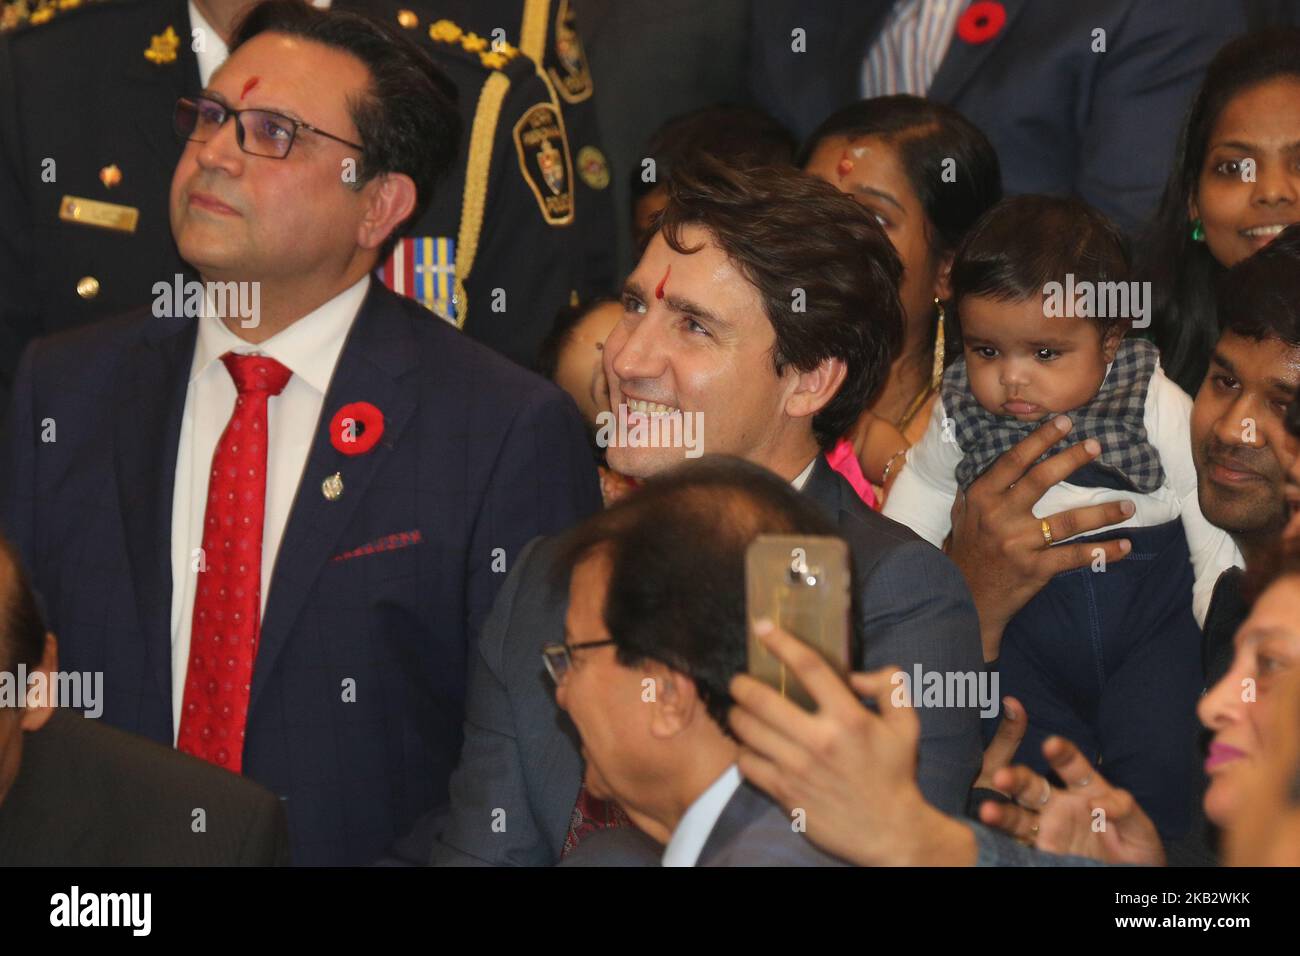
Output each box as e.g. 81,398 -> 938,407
0,0 -> 599,866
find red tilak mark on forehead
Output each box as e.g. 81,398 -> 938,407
240,77 -> 260,100
837,150 -> 854,179
654,265 -> 671,300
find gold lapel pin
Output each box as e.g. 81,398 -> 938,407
322,472 -> 344,501
99,164 -> 122,189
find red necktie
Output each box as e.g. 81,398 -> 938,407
177,352 -> 292,773
561,785 -> 632,857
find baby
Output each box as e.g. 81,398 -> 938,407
883,196 -> 1240,839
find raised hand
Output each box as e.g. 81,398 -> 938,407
978,735 -> 1165,865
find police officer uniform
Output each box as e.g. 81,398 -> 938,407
436,0 -> 616,297
380,2 -> 585,367
0,0 -> 582,410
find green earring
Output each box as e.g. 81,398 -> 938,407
1191,219 -> 1205,242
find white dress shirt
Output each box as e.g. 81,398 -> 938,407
168,276 -> 369,739
661,764 -> 744,867
791,458 -> 817,491
883,363 -> 1243,626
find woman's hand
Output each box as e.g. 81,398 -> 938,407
978,736 -> 1166,865
972,696 -> 1027,794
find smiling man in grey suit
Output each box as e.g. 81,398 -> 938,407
433,156 -> 984,866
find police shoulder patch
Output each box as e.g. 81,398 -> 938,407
427,17 -> 523,71
513,102 -> 574,226
2,0 -> 101,33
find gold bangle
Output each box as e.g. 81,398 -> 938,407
881,448 -> 908,484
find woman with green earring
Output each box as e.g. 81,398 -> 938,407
1144,30 -> 1300,395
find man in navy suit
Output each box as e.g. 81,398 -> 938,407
749,0 -> 1248,235
0,1 -> 600,865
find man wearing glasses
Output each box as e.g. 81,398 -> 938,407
0,0 -> 599,865
0,0 -> 586,414
543,457 -> 849,867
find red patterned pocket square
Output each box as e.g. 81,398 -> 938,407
330,529 -> 423,563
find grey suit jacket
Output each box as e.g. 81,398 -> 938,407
560,781 -> 849,866
433,457 -> 984,865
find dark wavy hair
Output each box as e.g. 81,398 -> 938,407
1143,29 -> 1300,395
229,0 -> 463,261
654,155 -> 905,449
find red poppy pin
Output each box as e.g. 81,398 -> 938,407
329,401 -> 385,456
956,1 -> 1006,45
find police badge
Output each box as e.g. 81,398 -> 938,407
513,103 -> 574,226
547,0 -> 593,104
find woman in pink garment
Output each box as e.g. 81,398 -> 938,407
802,96 -> 1002,507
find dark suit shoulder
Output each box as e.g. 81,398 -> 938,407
380,284 -> 568,404
0,710 -> 288,865
21,305 -> 163,376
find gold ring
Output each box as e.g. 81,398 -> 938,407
1040,518 -> 1054,546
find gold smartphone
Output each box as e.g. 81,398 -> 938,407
745,534 -> 851,710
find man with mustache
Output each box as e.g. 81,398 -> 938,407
0,1 -> 599,864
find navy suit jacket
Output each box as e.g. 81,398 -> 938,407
432,456 -> 983,865
0,281 -> 602,865
749,0 -> 1246,234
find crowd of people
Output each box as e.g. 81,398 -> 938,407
0,0 -> 1298,869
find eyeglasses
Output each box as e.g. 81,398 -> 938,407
542,639 -> 615,685
173,95 -> 364,160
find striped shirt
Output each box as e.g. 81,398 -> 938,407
861,0 -> 967,97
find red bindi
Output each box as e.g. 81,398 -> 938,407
654,264 -> 671,300
240,76 -> 260,100
837,150 -> 854,179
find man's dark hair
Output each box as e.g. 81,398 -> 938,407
798,95 -> 1003,260
555,456 -> 853,730
0,536 -> 45,680
655,155 -> 905,449
1218,223 -> 1300,350
630,104 -> 798,205
230,0 -> 463,260
535,296 -> 619,380
950,195 -> 1131,339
